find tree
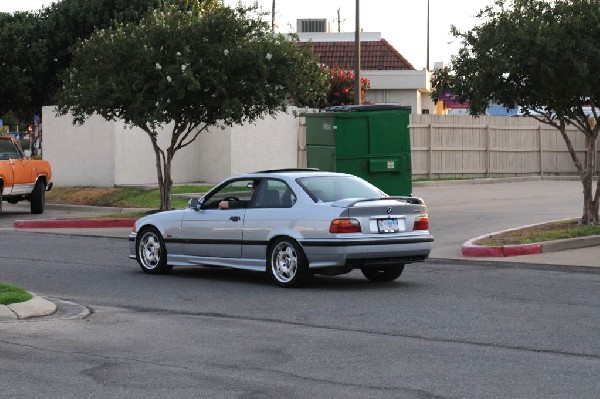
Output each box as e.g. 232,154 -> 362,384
0,11 -> 47,118
0,0 -> 171,118
327,67 -> 370,106
56,4 -> 328,210
431,0 -> 600,224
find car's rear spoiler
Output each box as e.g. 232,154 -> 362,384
342,197 -> 426,207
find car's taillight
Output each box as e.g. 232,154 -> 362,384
413,215 -> 429,230
329,218 -> 361,233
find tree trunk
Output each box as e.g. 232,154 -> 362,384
556,122 -> 599,224
581,130 -> 599,224
163,149 -> 174,211
150,139 -> 173,211
581,176 -> 599,225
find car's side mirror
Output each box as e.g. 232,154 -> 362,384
188,197 -> 203,210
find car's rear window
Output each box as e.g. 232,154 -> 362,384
297,176 -> 384,202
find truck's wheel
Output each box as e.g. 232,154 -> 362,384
0,189 -> 3,214
30,180 -> 45,214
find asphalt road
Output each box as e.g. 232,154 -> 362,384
1,231 -> 599,398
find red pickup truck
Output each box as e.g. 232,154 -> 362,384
0,136 -> 53,214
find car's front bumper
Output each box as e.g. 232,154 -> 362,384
128,233 -> 136,259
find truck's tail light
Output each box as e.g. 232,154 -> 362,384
413,215 -> 429,230
329,218 -> 361,233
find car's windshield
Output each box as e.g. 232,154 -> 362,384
297,175 -> 385,202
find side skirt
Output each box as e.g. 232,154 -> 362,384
166,254 -> 267,272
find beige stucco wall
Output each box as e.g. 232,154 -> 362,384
113,121 -> 206,186
42,106 -> 301,187
43,108 -> 116,186
195,125 -> 233,184
230,111 -> 299,176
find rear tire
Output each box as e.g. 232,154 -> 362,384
136,227 -> 173,274
30,180 -> 45,214
268,238 -> 312,288
361,265 -> 405,282
0,189 -> 3,214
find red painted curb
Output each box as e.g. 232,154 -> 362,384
462,225 -> 549,257
502,243 -> 542,256
13,218 -> 137,229
462,245 -> 505,257
462,243 -> 542,257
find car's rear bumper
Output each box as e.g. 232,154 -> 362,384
300,234 -> 434,268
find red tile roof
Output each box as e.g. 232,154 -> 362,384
300,39 -> 415,71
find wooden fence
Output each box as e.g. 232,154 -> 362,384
410,115 -> 599,179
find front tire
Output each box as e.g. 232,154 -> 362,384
269,238 -> 312,288
136,227 -> 173,274
361,265 -> 405,282
30,180 -> 45,214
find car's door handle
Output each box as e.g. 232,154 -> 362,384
229,216 -> 241,222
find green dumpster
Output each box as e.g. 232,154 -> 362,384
305,104 -> 412,196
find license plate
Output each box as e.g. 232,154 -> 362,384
377,218 -> 400,233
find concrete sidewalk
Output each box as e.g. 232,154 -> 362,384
0,295 -> 57,321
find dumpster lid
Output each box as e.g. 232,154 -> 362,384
325,104 -> 411,112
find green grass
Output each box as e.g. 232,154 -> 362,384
476,219 -> 600,246
115,185 -> 212,208
0,282 -> 32,305
46,184 -> 214,209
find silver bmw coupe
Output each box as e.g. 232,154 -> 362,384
129,169 -> 433,287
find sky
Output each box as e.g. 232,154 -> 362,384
0,0 -> 496,70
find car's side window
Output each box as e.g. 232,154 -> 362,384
297,178 -> 333,202
251,179 -> 296,209
201,179 -> 256,209
0,140 -> 21,160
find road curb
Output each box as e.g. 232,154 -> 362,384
13,218 -> 137,229
462,241 -> 542,257
462,219 -> 600,257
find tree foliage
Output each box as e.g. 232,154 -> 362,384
57,4 -> 328,210
0,0 -> 203,118
0,11 -> 46,119
431,0 -> 600,224
327,67 -> 370,106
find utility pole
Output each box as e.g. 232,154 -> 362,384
334,8 -> 345,32
353,0 -> 361,105
271,0 -> 276,32
426,0 -> 430,70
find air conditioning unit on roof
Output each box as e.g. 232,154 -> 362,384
297,19 -> 329,33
